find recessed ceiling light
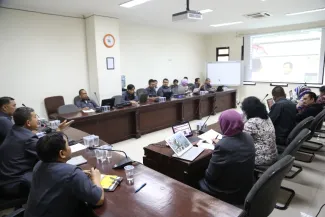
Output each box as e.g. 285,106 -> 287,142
286,7 -> 325,16
210,21 -> 243,27
120,0 -> 152,8
199,9 -> 213,14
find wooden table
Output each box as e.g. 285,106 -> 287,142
66,127 -> 244,217
59,90 -> 236,144
143,123 -> 221,188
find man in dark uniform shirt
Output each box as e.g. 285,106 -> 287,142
269,86 -> 297,146
122,84 -> 138,103
201,78 -> 212,91
0,97 -> 16,145
145,79 -> 157,97
296,92 -> 323,123
0,107 -> 73,198
24,132 -> 104,217
157,78 -> 172,97
194,78 -> 202,89
75,89 -> 99,110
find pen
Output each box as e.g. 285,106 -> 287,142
135,183 -> 147,193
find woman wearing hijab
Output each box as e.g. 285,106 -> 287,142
295,85 -> 311,113
242,97 -> 277,166
179,79 -> 192,94
199,109 -> 255,205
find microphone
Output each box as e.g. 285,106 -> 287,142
261,94 -> 269,102
198,105 -> 218,135
22,103 -> 40,118
94,92 -> 100,106
88,147 -> 133,169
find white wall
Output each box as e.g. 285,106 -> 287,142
205,21 -> 325,101
119,22 -> 207,89
0,8 -> 89,118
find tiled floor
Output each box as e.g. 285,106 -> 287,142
112,110 -> 325,217
2,110 -> 325,217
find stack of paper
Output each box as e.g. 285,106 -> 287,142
82,109 -> 95,113
67,156 -> 87,166
70,143 -> 87,153
198,129 -> 223,145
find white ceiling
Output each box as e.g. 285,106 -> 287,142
1,0 -> 325,34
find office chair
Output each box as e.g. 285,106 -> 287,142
136,88 -> 146,97
73,96 -> 80,105
111,95 -> 122,106
44,96 -> 65,120
244,156 -> 295,216
57,104 -> 80,115
300,109 -> 325,151
278,116 -> 314,163
256,129 -> 310,179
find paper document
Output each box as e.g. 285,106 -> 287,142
67,156 -> 87,166
82,109 -> 95,113
71,143 -> 86,153
198,130 -> 223,144
197,140 -> 215,150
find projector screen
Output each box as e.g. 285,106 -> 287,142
244,28 -> 325,84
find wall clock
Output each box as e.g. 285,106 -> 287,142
103,34 -> 115,48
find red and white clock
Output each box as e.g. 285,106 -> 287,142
103,34 -> 116,48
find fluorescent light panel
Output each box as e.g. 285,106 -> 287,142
210,21 -> 243,27
199,9 -> 213,14
120,0 -> 152,8
286,7 -> 325,16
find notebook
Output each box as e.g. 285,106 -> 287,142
67,156 -> 87,166
100,175 -> 123,192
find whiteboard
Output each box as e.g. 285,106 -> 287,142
207,61 -> 242,86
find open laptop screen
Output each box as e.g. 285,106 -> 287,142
172,122 -> 193,137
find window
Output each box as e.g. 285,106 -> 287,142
244,28 -> 325,84
216,47 -> 229,62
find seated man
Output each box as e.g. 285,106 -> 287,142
296,92 -> 323,123
269,86 -> 297,146
75,89 -> 99,110
0,107 -> 72,198
24,132 -> 104,217
157,78 -> 172,97
170,79 -> 179,94
0,97 -> 16,145
201,78 -> 212,91
122,84 -> 138,103
194,78 -> 202,89
316,85 -> 325,105
145,79 -> 157,97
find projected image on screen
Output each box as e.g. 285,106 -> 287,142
245,29 -> 324,83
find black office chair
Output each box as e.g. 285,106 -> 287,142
244,155 -> 294,216
73,96 -> 80,105
5,208 -> 25,217
136,88 -> 146,97
300,109 -> 325,151
278,116 -> 314,163
112,95 -> 122,106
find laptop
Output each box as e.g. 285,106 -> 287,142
165,131 -> 204,161
163,92 -> 173,100
172,122 -> 200,143
266,98 -> 274,111
101,98 -> 115,108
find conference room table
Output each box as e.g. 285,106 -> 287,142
59,90 -> 236,144
143,123 -> 220,188
66,127 -> 245,217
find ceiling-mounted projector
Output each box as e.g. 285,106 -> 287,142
172,0 -> 203,22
